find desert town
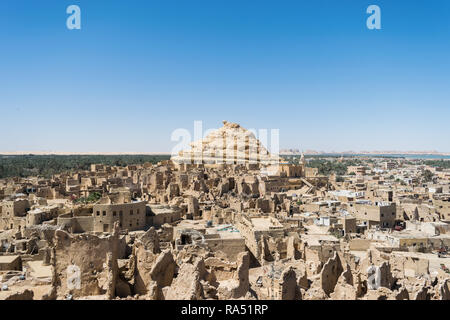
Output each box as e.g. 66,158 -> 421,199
0,121 -> 449,300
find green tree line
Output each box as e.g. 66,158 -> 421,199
0,154 -> 171,179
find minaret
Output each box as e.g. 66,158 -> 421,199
300,151 -> 306,177
300,151 -> 306,166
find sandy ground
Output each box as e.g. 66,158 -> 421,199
0,281 -> 51,300
26,261 -> 52,279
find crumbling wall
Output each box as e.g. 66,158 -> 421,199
279,267 -> 301,300
131,229 -> 175,296
320,251 -> 343,296
51,226 -> 119,299
217,252 -> 251,299
390,254 -> 429,279
164,258 -> 213,300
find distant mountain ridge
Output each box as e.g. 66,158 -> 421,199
280,149 -> 450,156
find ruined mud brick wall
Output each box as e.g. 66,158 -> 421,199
235,217 -> 262,261
57,213 -> 94,233
236,216 -> 285,262
203,234 -> 246,261
390,254 -> 429,278
349,239 -> 372,251
51,229 -> 119,299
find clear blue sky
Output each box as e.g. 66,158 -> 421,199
1,0 -> 449,153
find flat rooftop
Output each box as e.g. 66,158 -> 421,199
175,219 -> 205,229
205,224 -> 242,239
250,217 -> 283,231
0,255 -> 20,264
302,234 -> 339,246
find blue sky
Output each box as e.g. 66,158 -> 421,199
0,0 -> 449,153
